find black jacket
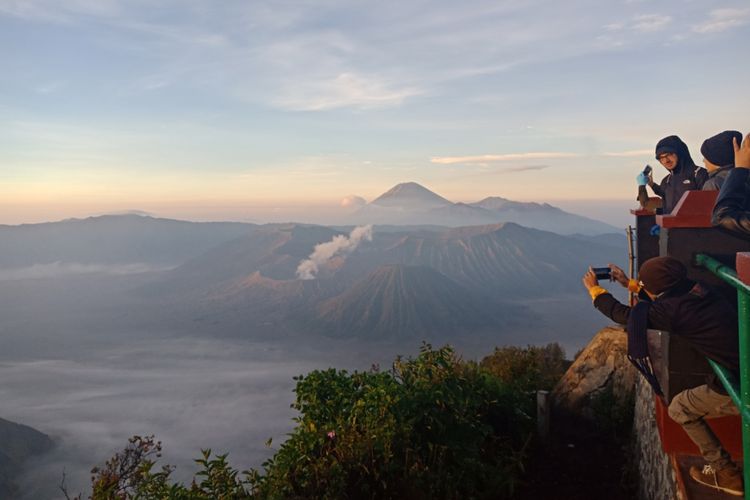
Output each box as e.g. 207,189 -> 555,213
649,136 -> 708,213
712,168 -> 750,237
703,165 -> 733,192
594,280 -> 739,391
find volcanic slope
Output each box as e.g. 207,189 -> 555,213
142,224 -> 342,297
313,265 -> 518,338
470,197 -> 617,235
346,223 -> 624,297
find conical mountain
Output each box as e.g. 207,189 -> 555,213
369,182 -> 453,209
313,264 -> 515,338
350,182 -> 617,235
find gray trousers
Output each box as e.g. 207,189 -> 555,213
667,384 -> 739,469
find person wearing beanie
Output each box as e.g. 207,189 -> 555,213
643,135 -> 708,213
713,133 -> 750,236
582,257 -> 742,496
702,130 -> 743,191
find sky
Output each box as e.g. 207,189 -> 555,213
1,0 -> 749,225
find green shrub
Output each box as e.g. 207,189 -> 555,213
77,345 -> 539,499
249,344 -> 533,499
63,435 -> 253,500
479,343 -> 568,393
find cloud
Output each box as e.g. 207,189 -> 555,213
296,225 -> 373,280
340,195 -> 367,209
273,73 -> 422,111
430,152 -> 581,165
0,0 -> 121,23
602,149 -> 652,158
34,81 -> 65,94
505,165 -> 550,173
631,14 -> 672,32
693,8 -> 750,34
0,262 -> 169,281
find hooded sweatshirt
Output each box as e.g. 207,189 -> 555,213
650,135 -> 708,214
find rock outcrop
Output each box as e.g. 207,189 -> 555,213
552,326 -> 638,419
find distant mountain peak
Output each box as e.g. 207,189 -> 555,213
370,182 -> 452,209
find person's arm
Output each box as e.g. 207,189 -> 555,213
648,177 -> 665,197
594,289 -> 672,330
712,135 -> 750,234
593,293 -> 631,325
712,169 -> 750,236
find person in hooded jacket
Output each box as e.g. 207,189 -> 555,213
702,130 -> 743,191
643,135 -> 708,214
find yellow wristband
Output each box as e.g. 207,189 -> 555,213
588,285 -> 608,301
627,279 -> 641,293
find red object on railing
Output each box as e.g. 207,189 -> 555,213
736,253 -> 750,284
655,190 -> 718,228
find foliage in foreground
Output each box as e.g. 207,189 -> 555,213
73,344 -> 543,499
480,343 -> 568,393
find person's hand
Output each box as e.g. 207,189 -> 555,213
608,264 -> 629,287
636,172 -> 649,186
734,133 -> 750,169
582,267 -> 599,291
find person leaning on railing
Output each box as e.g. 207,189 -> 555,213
712,133 -> 750,236
582,258 -> 743,496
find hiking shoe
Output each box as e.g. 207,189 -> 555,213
689,464 -> 743,496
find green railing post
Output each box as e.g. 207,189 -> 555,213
696,253 -> 750,498
739,287 -> 750,499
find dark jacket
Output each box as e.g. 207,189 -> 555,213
703,166 -> 733,192
649,136 -> 708,213
712,168 -> 750,237
594,280 -> 739,391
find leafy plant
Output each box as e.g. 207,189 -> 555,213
74,344 -> 551,499
249,343 -> 534,499
479,343 -> 568,393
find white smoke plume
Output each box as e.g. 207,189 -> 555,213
296,225 -> 373,280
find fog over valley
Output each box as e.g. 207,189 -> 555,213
0,184 -> 626,498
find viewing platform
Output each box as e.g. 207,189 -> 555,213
631,190 -> 749,499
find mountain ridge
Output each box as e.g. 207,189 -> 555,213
353,182 -> 618,235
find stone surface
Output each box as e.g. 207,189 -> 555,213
633,378 -> 680,500
552,326 -> 638,419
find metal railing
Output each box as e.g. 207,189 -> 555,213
695,253 -> 750,498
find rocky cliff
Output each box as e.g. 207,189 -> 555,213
553,326 -> 637,419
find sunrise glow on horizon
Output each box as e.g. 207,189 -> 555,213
2,1 -> 749,225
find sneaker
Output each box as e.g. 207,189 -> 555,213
689,464 -> 744,496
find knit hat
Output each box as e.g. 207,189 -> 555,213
638,257 -> 687,295
701,130 -> 743,167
